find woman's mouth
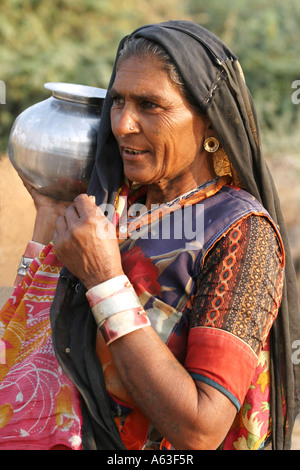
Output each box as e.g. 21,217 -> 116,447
122,147 -> 148,158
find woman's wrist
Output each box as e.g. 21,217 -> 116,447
86,275 -> 132,307
100,308 -> 151,345
82,268 -> 125,292
86,275 -> 151,344
32,209 -> 59,245
14,240 -> 46,287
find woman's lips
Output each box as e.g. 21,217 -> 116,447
122,147 -> 148,159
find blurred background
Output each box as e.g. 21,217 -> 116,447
0,0 -> 300,448
0,0 -> 299,283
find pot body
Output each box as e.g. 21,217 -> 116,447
8,83 -> 106,201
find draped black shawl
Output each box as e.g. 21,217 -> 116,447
51,20 -> 300,450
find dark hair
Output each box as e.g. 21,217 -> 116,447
117,36 -> 201,111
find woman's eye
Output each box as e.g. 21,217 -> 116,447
142,101 -> 158,110
111,96 -> 124,106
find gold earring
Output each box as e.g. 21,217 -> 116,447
204,137 -> 219,153
208,142 -> 244,189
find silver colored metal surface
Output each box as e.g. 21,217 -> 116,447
8,83 -> 106,201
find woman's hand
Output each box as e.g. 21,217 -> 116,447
22,179 -> 72,245
53,193 -> 124,289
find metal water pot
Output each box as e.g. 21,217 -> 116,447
8,82 -> 106,201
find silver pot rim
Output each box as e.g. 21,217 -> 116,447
44,82 -> 107,106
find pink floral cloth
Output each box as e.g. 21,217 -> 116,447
0,244 -> 82,450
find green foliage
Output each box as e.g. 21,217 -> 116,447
188,0 -> 300,153
0,0 -> 299,154
0,0 -> 187,151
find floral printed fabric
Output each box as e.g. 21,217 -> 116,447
222,339 -> 273,450
0,244 -> 82,450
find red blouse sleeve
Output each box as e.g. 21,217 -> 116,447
184,214 -> 284,410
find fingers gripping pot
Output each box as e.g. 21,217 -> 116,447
8,83 -> 106,201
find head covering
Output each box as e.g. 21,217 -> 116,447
52,20 -> 300,450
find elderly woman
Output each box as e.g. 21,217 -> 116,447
0,21 -> 299,451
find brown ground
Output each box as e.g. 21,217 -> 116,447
0,152 -> 300,448
0,155 -> 36,287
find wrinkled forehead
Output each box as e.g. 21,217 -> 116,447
111,56 -> 177,99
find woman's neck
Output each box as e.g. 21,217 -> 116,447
145,168 -> 216,209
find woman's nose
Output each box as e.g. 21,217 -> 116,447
112,106 -> 140,137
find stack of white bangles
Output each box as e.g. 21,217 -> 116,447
86,275 -> 151,345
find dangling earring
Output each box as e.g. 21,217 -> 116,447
204,137 -> 244,188
204,137 -> 219,153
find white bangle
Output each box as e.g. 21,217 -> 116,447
91,290 -> 143,328
86,275 -> 143,328
86,275 -> 132,307
101,308 -> 151,345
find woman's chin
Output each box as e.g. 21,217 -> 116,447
124,168 -> 154,186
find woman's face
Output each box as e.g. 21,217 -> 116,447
110,55 -> 213,197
